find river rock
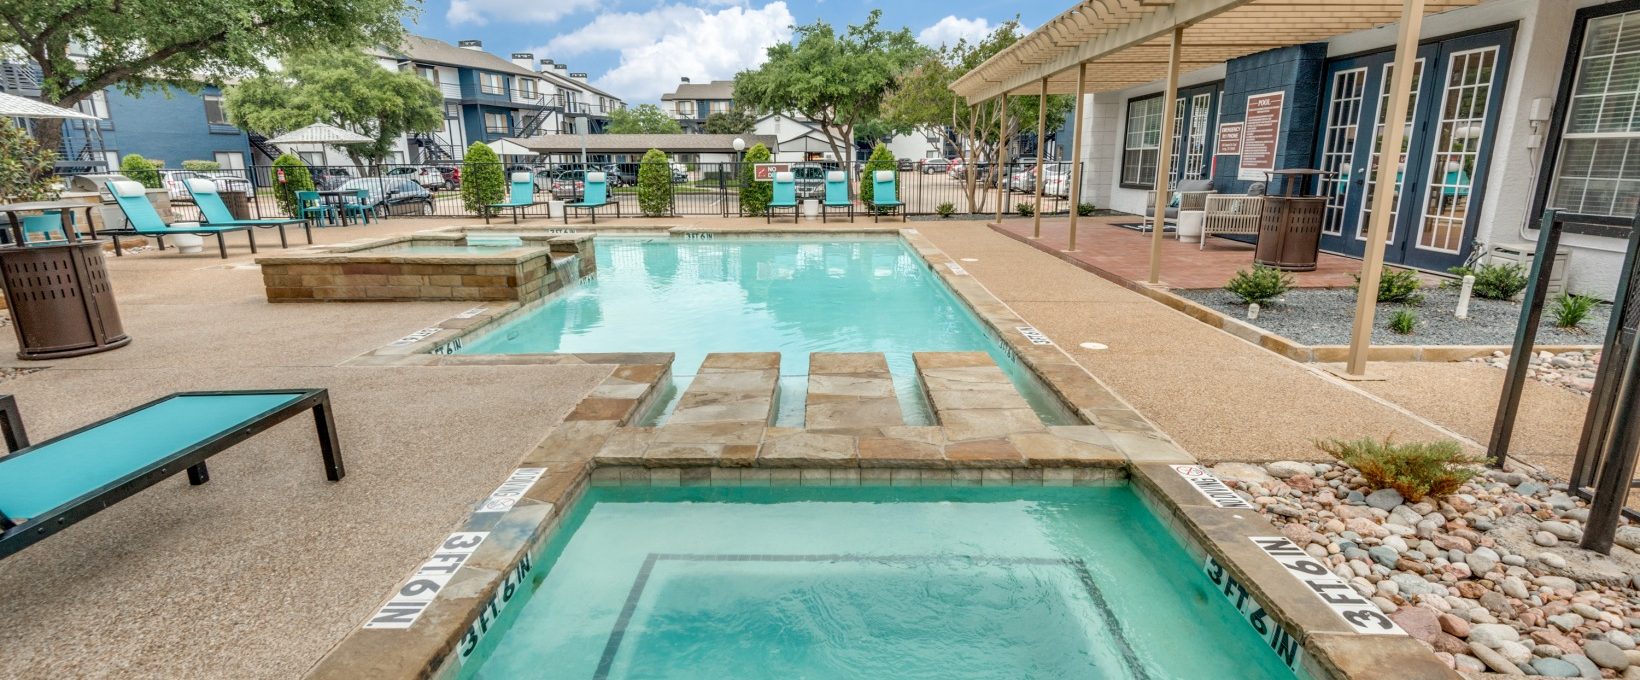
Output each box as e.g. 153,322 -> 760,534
1481,590 -> 1515,616
1265,461 -> 1312,479
1470,642 -> 1524,675
1368,546 -> 1400,568
1531,656 -> 1583,677
1470,623 -> 1521,648
1585,640 -> 1631,671
1536,531 -> 1561,547
1439,612 -> 1471,638
1563,654 -> 1603,678
1540,521 -> 1582,541
1391,606 -> 1441,641
1366,488 -> 1404,511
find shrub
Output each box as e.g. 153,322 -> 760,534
637,147 -> 672,217
460,142 -> 505,217
1016,202 -> 1036,217
1316,437 -> 1483,502
1225,265 -> 1293,305
860,143 -> 897,213
1388,309 -> 1417,335
1077,202 -> 1096,217
1450,263 -> 1529,300
0,119 -> 59,203
181,160 -> 222,172
1552,293 -> 1599,330
936,201 -> 955,218
120,154 -> 161,188
270,153 -> 314,216
1353,268 -> 1423,304
737,143 -> 773,215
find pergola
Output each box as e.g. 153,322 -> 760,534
950,0 -> 1483,377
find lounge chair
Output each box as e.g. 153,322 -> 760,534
102,180 -> 255,259
488,172 -> 536,225
821,171 -> 853,223
564,172 -> 620,224
871,170 -> 905,223
185,178 -> 311,248
296,190 -> 339,227
0,389 -> 344,559
767,171 -> 799,224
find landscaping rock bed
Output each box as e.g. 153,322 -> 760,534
1179,286 -> 1609,346
1212,460 -> 1640,678
1471,350 -> 1600,397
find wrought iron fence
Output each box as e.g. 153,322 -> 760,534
153,161 -> 1081,222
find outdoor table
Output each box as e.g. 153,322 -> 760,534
0,199 -> 98,245
316,190 -> 361,226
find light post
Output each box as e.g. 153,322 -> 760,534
733,137 -> 746,217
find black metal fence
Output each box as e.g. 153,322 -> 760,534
155,161 -> 1082,222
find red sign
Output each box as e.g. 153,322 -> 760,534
753,163 -> 790,182
1216,122 -> 1243,156
1238,91 -> 1284,180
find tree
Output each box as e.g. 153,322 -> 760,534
460,142 -> 504,217
120,154 -> 161,188
703,108 -> 757,135
738,143 -> 773,216
270,153 -> 314,216
734,10 -> 927,192
860,143 -> 896,212
0,0 -> 411,153
883,19 -> 1075,212
606,104 -> 683,134
0,120 -> 57,203
225,46 -> 441,167
637,148 -> 672,217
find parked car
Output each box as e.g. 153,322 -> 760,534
600,163 -> 637,187
309,167 -> 356,191
1007,164 -> 1039,192
334,177 -> 434,216
551,170 -> 587,200
670,162 -> 689,183
432,165 -> 461,190
160,170 -> 253,200
1042,168 -> 1074,198
897,158 -> 915,171
789,162 -> 829,199
919,158 -> 951,174
504,165 -> 554,192
384,166 -> 447,190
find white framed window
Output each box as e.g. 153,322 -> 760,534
299,151 -> 324,166
1320,68 -> 1368,235
1120,95 -> 1164,188
485,112 -> 510,133
417,66 -> 438,85
1415,46 -> 1499,254
1550,10 -> 1640,218
677,101 -> 696,117
214,151 -> 245,171
481,72 -> 505,95
1358,59 -> 1427,243
203,95 -> 230,126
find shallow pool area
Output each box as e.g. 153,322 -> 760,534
460,485 -> 1298,680
355,236 -> 529,256
456,236 -> 1072,426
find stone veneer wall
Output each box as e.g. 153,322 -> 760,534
262,235 -> 595,303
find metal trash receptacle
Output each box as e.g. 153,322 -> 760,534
1255,169 -> 1329,272
0,241 -> 129,359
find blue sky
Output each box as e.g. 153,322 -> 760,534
402,0 -> 1057,104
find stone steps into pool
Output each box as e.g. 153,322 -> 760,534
805,353 -> 903,429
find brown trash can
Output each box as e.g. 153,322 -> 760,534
219,190 -> 253,219
0,242 -> 130,359
1254,170 -> 1329,272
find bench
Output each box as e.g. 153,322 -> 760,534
0,389 -> 344,559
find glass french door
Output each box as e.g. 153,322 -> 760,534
1166,83 -> 1221,188
1315,27 -> 1514,271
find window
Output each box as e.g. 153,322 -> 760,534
677,101 -> 696,117
1121,95 -> 1164,188
709,100 -> 730,115
417,66 -> 438,85
517,79 -> 537,99
213,151 -> 245,171
480,72 -> 505,95
299,151 -> 324,166
1549,9 -> 1640,218
203,95 -> 230,126
485,112 -> 510,134
927,150 -> 939,158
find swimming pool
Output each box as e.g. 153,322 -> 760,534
456,236 -> 1072,426
458,486 -> 1298,679
356,237 -> 528,256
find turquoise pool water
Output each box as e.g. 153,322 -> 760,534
362,239 -> 523,255
456,237 -> 1071,425
461,486 -> 1298,680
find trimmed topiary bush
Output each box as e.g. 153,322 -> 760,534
181,160 -> 222,172
120,153 -> 161,188
637,148 -> 672,217
1316,437 -> 1483,502
460,142 -> 505,217
738,143 -> 772,216
1225,265 -> 1293,305
859,143 -> 896,213
270,153 -> 314,217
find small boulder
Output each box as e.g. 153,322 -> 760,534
1366,488 -> 1405,511
1389,606 -> 1440,642
1469,623 -> 1520,648
1586,640 -> 1631,671
1265,461 -> 1312,479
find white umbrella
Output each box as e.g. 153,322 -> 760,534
0,91 -> 99,120
487,138 -> 534,157
268,122 -> 373,145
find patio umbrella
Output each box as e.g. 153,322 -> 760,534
268,122 -> 373,145
0,91 -> 99,120
487,138 -> 534,157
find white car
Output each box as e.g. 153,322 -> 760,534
161,171 -> 253,200
385,166 -> 447,190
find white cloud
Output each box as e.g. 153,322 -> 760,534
446,0 -> 598,26
537,2 -> 794,103
917,16 -> 993,49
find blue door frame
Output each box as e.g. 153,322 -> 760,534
1315,26 -> 1515,272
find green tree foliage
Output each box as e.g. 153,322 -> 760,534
225,46 -> 441,166
860,143 -> 896,211
738,143 -> 773,216
606,104 -> 684,134
637,148 -> 672,216
0,120 -> 58,202
460,142 -> 505,216
270,153 -> 314,216
120,154 -> 161,188
0,0 -> 411,152
181,160 -> 222,172
702,108 -> 757,135
734,10 -> 926,180
883,19 -> 1076,212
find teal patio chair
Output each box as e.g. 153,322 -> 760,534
185,178 -> 310,248
296,190 -> 339,228
821,170 -> 852,223
488,172 -> 537,225
102,180 -> 254,258
871,170 -> 905,223
767,171 -> 799,224
341,188 -> 374,225
564,171 -> 620,224
19,211 -> 73,245
0,389 -> 343,559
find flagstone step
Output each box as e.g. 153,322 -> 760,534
805,352 -> 904,429
913,351 -> 1045,442
667,352 -> 780,426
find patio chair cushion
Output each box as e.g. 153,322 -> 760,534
108,181 -> 147,198
586,172 -> 606,184
826,171 -> 845,182
1178,179 -> 1214,192
510,172 -> 531,183
774,171 -> 794,182
185,178 -> 218,195
875,170 -> 894,183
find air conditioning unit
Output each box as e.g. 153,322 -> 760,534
1489,243 -> 1569,297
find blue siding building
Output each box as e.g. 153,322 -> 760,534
97,85 -> 253,172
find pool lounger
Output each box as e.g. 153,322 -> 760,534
0,389 -> 344,559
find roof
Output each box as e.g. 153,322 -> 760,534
660,80 -> 734,101
508,133 -> 777,154
0,91 -> 99,120
391,35 -> 541,80
535,68 -> 621,101
950,0 -> 1485,102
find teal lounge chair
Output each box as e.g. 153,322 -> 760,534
821,170 -> 852,223
767,171 -> 798,224
103,180 -> 254,258
185,178 -> 310,247
296,190 -> 339,227
0,389 -> 343,559
871,170 -> 905,223
564,171 -> 620,224
488,172 -> 537,225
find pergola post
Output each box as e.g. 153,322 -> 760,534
1344,0 -> 1427,377
1032,76 -> 1049,238
1147,26 -> 1185,285
995,95 -> 1009,224
1067,62 -> 1088,251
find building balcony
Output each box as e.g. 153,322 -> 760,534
438,82 -> 462,100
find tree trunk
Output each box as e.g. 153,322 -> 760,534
32,121 -> 65,163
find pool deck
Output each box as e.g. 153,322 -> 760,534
0,213 -> 1581,679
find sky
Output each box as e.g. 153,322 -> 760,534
403,0 -> 1057,104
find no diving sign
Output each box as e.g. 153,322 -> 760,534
1170,465 -> 1255,509
476,468 -> 546,513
